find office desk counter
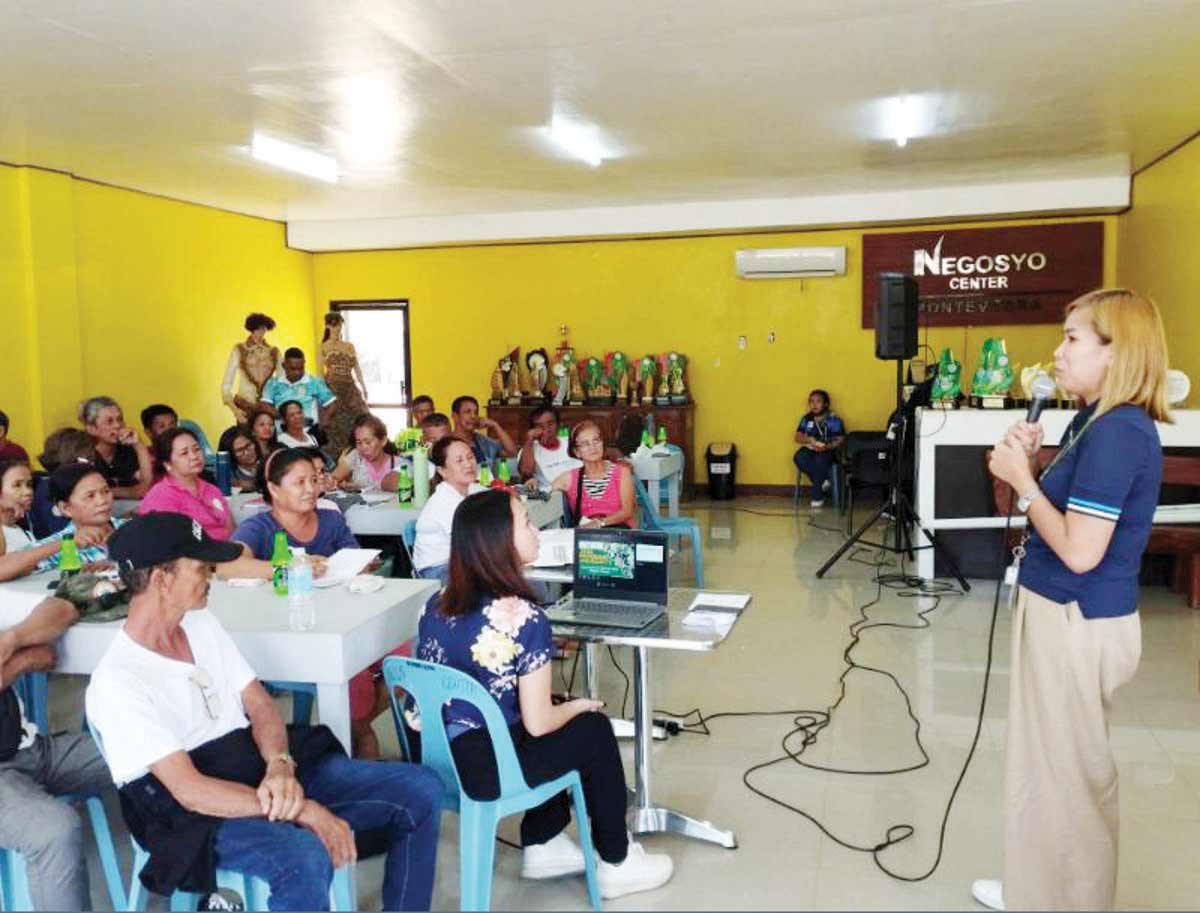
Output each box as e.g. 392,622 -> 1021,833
550,587 -> 749,849
0,572 -> 437,752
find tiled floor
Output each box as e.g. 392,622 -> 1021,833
60,496 -> 1200,910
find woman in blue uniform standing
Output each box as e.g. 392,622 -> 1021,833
793,389 -> 845,507
978,289 -> 1170,911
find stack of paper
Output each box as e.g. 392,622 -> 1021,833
530,528 -> 574,567
314,548 -> 382,587
682,592 -> 750,637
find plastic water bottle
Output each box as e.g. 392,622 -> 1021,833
287,548 -> 315,631
479,464 -> 493,487
215,451 -> 233,495
656,426 -> 668,446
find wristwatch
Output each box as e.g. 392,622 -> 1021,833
1016,486 -> 1043,513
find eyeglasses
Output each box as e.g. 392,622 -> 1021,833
232,443 -> 257,456
189,668 -> 222,721
575,437 -> 604,449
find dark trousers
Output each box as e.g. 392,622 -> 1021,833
794,448 -> 835,493
449,711 -> 629,864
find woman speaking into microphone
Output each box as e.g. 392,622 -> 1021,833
978,289 -> 1170,911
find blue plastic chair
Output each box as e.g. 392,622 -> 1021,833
263,680 -> 317,725
400,519 -> 418,578
793,459 -> 845,510
1,685 -> 129,913
86,721 -> 354,912
633,477 -> 703,586
382,657 -> 602,913
0,793 -> 127,913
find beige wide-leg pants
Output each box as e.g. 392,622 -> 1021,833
1003,586 -> 1141,911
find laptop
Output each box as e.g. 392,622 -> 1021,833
544,528 -> 669,630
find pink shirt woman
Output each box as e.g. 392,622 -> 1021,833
138,428 -> 234,541
552,420 -> 637,529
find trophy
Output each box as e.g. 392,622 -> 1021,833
550,358 -> 570,406
607,351 -> 632,404
637,355 -> 658,404
654,354 -> 672,405
666,351 -> 688,404
969,338 -> 1015,409
581,357 -> 609,404
525,348 -> 549,403
568,355 -> 585,405
931,347 -> 962,408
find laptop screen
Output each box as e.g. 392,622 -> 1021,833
573,528 -> 669,604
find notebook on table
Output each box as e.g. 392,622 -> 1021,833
544,528 -> 669,630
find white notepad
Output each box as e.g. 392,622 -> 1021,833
685,592 -> 750,612
314,548 -> 382,587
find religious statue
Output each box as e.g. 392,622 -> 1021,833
932,347 -> 962,404
221,312 -> 282,423
970,337 -> 1014,403
568,354 -> 585,405
525,348 -> 550,402
666,351 -> 688,404
489,356 -> 506,405
503,347 -> 523,404
550,359 -> 570,406
637,355 -> 658,404
607,351 -> 632,404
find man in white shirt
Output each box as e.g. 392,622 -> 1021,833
86,513 -> 442,911
1,596 -> 112,911
517,406 -> 581,491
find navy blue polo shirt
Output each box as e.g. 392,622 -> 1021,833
796,411 -> 845,443
1019,402 -> 1162,618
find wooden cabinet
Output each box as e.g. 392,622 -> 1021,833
487,402 -> 696,498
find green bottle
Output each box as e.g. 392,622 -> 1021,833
479,464 -> 493,487
397,463 -> 413,503
58,532 -> 83,580
497,459 -> 511,484
656,426 -> 668,446
270,530 -> 291,596
640,430 -> 652,448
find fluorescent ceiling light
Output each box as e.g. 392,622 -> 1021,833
871,93 -> 942,149
537,108 -> 620,167
251,132 -> 339,183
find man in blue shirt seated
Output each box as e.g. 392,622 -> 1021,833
451,395 -> 518,471
793,389 -> 845,508
261,348 -> 338,430
86,513 -> 443,911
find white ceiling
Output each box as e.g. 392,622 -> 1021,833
3,0 -> 1198,238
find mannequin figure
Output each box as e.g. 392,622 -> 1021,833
319,312 -> 369,458
221,313 -> 281,423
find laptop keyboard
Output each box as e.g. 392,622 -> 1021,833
546,597 -> 665,630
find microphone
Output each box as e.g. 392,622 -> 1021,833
1026,372 -> 1057,423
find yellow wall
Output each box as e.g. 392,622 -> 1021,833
312,216 -> 1117,486
2,163 -> 316,455
1118,137 -> 1200,384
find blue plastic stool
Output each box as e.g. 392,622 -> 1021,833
383,657 -> 602,913
0,793 -> 128,912
633,477 -> 703,586
12,672 -> 50,733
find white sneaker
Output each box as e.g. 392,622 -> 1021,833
811,499 -> 825,508
597,840 -> 673,900
521,832 -> 586,879
822,479 -> 832,493
971,879 -> 1005,910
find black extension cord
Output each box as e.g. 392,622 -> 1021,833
603,503 -> 1015,882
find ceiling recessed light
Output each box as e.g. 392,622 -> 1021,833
250,132 -> 339,183
537,107 -> 620,168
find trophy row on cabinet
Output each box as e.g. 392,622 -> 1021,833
490,346 -> 690,407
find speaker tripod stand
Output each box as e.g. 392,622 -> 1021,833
815,359 -> 970,591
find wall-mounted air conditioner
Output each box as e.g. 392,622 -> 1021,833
735,246 -> 847,279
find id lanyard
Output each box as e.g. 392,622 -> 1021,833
1007,410 -> 1101,600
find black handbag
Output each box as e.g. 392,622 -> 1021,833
0,687 -> 24,763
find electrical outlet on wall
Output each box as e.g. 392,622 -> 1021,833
768,331 -> 776,343
737,335 -> 747,350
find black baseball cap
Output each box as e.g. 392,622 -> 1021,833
108,512 -> 242,570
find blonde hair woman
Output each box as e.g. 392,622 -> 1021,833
979,289 -> 1169,911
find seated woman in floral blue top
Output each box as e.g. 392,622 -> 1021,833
417,488 -> 673,901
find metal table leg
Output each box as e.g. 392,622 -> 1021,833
627,646 -> 737,848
